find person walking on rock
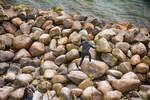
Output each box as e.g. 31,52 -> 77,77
23,81 -> 35,100
78,40 -> 96,69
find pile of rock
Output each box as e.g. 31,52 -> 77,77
0,5 -> 150,100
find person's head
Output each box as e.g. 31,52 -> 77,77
24,81 -> 29,87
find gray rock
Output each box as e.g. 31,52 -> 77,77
53,45 -> 66,56
55,55 -> 66,65
115,42 -> 130,53
19,57 -> 35,67
101,53 -> 118,67
68,63 -> 78,73
62,29 -> 72,37
44,69 -> 56,79
67,71 -> 88,85
0,50 -> 14,61
8,63 -> 21,74
41,60 -> 58,71
57,64 -> 68,75
0,78 -> 4,87
60,87 -> 72,100
0,63 -> 9,75
51,75 -> 67,84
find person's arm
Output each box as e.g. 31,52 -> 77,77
90,44 -> 96,49
79,41 -> 84,47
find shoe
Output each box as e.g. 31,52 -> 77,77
78,66 -> 81,70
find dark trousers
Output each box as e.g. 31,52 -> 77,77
79,52 -> 91,66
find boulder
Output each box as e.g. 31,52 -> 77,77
67,71 -> 88,84
136,63 -> 149,73
97,81 -> 113,94
35,16 -> 46,27
82,86 -> 103,100
2,21 -> 16,33
11,17 -> 22,26
112,48 -> 126,62
78,79 -> 94,90
72,21 -> 82,31
63,19 -> 73,28
107,70 -> 123,78
38,81 -> 51,93
69,31 -> 82,45
22,66 -> 35,74
57,64 -> 68,75
20,22 -> 32,34
30,30 -> 43,41
13,49 -> 31,61
39,34 -> 51,44
0,50 -> 14,62
73,58 -> 108,79
71,88 -> 83,97
96,38 -> 112,53
53,45 -> 66,56
0,26 -> 6,35
130,54 -> 141,65
9,88 -> 24,99
52,83 -> 63,92
104,90 -> 122,100
68,63 -> 78,73
44,52 -> 56,61
51,75 -> 67,84
49,39 -> 57,51
118,62 -> 132,73
0,86 -> 14,100
29,42 -> 45,56
66,49 -> 79,61
101,53 -> 118,67
115,42 -> 130,53
41,60 -> 58,71
83,22 -> 94,34
49,26 -> 61,37
79,29 -> 88,40
62,29 -> 72,37
58,37 -> 68,45
0,63 -> 9,75
13,34 -> 32,49
121,72 -> 138,80
111,79 -> 140,93
44,69 -> 56,79
60,87 -> 72,100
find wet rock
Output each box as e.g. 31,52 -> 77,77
67,71 -> 88,85
0,26 -> 6,35
41,60 -> 58,71
14,74 -> 33,87
13,49 -> 31,61
30,30 -> 43,41
63,19 -> 73,28
60,87 -> 72,100
131,42 -> 147,56
49,26 -> 61,37
35,16 -> 46,27
2,21 -> 16,33
115,42 -> 130,53
78,79 -> 93,90
118,62 -> 132,73
44,52 -> 56,61
44,69 -> 56,79
82,86 -> 103,100
121,72 -> 139,80
101,53 -> 118,67
0,86 -> 14,100
51,75 -> 67,84
104,90 -> 122,100
72,21 -> 82,31
53,45 -> 66,56
111,79 -> 140,93
62,29 -> 72,36
96,38 -> 112,53
58,37 -> 68,45
69,31 -> 82,45
136,63 -> 149,73
57,64 -> 68,75
71,88 -> 83,97
68,63 -> 78,73
130,54 -> 141,65
11,17 -> 22,26
8,63 -> 20,74
39,34 -> 51,44
107,70 -> 123,78
112,48 -> 126,62
29,42 -> 45,56
9,88 -> 24,99
66,49 -> 79,61
22,66 -> 35,74
13,34 -> 32,49
0,62 -> 9,75
134,33 -> 149,42
74,58 -> 108,79
0,50 -> 14,61
97,81 -> 113,94
38,81 -> 51,93
20,22 -> 32,34
66,43 -> 79,51
79,29 -> 88,40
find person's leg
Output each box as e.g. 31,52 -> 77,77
88,52 -> 92,62
79,53 -> 85,66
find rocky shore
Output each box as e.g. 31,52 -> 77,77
0,4 -> 150,100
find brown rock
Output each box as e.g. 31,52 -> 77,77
42,20 -> 53,29
66,43 -> 79,51
66,49 -> 79,61
55,55 -> 66,65
2,21 -> 16,33
58,37 -> 68,45
112,48 -> 126,62
53,45 -> 66,56
71,88 -> 83,97
130,54 -> 141,65
39,34 -> 51,44
29,42 -> 45,56
97,81 -> 113,94
115,42 -> 130,53
0,26 -> 6,35
136,63 -> 149,73
49,26 -> 61,37
104,90 -> 122,100
78,79 -> 93,90
121,72 -> 139,80
35,16 -> 46,27
69,31 -> 82,45
43,52 -> 56,61
72,21 -> 82,31
20,22 -> 32,34
83,22 -> 94,34
111,79 -> 140,93
30,30 -> 43,41
51,75 -> 67,84
118,62 -> 132,74
13,34 -> 32,49
63,19 -> 73,28
22,66 -> 35,74
38,81 -> 51,93
9,88 -> 24,99
0,86 -> 14,100
11,17 -> 22,26
52,83 -> 63,92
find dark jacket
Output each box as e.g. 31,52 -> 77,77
79,40 -> 96,54
23,85 -> 35,99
